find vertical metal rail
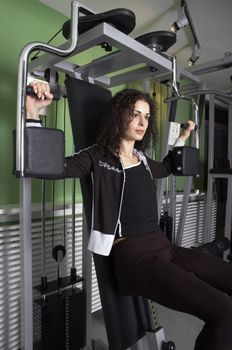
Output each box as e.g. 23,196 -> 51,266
175,176 -> 193,245
157,101 -> 173,217
16,2 -> 80,349
175,100 -> 199,245
19,177 -> 32,350
82,210 -> 93,349
203,94 -> 215,243
170,175 -> 177,242
224,102 -> 232,240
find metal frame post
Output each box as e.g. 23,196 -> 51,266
204,94 -> 215,242
82,210 -> 93,349
16,2 -> 80,349
224,102 -> 232,240
20,177 -> 32,349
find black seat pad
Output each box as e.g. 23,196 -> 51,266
62,8 -> 136,39
135,31 -> 176,52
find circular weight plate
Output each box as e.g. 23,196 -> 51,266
135,31 -> 176,52
52,244 -> 66,261
62,8 -> 136,39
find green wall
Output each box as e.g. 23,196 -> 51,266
0,0 -> 68,205
0,0 -> 113,205
0,0 -> 204,206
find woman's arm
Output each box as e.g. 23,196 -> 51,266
26,81 -> 53,120
176,120 -> 195,144
25,81 -> 93,178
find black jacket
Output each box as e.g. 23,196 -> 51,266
65,145 -> 173,256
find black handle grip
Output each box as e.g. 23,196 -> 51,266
26,85 -> 61,101
180,123 -> 198,131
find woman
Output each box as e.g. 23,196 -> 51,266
26,82 -> 232,350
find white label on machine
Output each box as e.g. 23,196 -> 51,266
168,122 -> 181,146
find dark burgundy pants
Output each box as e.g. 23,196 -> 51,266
112,231 -> 232,350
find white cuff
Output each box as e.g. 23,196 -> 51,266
26,120 -> 42,127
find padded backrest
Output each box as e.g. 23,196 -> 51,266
65,77 -> 150,350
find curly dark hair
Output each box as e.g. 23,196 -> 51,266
96,88 -> 158,153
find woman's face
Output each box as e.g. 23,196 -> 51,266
122,99 -> 150,142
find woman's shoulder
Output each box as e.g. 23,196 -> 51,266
77,144 -> 117,161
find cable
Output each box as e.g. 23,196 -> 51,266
30,28 -> 63,61
63,99 -> 67,249
51,101 -> 59,250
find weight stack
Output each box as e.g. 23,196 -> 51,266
33,287 -> 86,350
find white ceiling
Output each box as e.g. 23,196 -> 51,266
39,0 -> 232,91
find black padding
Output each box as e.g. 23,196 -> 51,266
65,77 -> 151,350
198,94 -> 205,129
93,254 -> 150,350
65,77 -> 112,151
62,8 -> 136,39
24,127 -> 65,178
135,31 -> 176,52
172,146 -> 200,176
169,100 -> 178,122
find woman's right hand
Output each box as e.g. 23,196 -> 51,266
26,81 -> 53,120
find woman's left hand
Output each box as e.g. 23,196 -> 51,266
179,120 -> 195,142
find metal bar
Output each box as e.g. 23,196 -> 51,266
74,50 -> 142,78
109,66 -> 167,88
170,175 -> 177,242
157,101 -> 173,217
228,102 -> 232,166
183,0 -> 201,48
16,0 -> 80,175
224,177 -> 232,240
28,24 -> 108,73
175,95 -> 199,245
224,102 -> 232,240
166,89 -> 232,103
72,179 -> 76,268
188,53 -> 232,76
175,177 -> 193,246
82,209 -> 93,348
28,22 -> 173,79
41,180 -> 46,278
78,2 -> 96,15
178,66 -> 201,84
20,178 -> 32,350
204,94 -> 215,242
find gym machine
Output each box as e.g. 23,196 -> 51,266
15,1 -> 202,349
